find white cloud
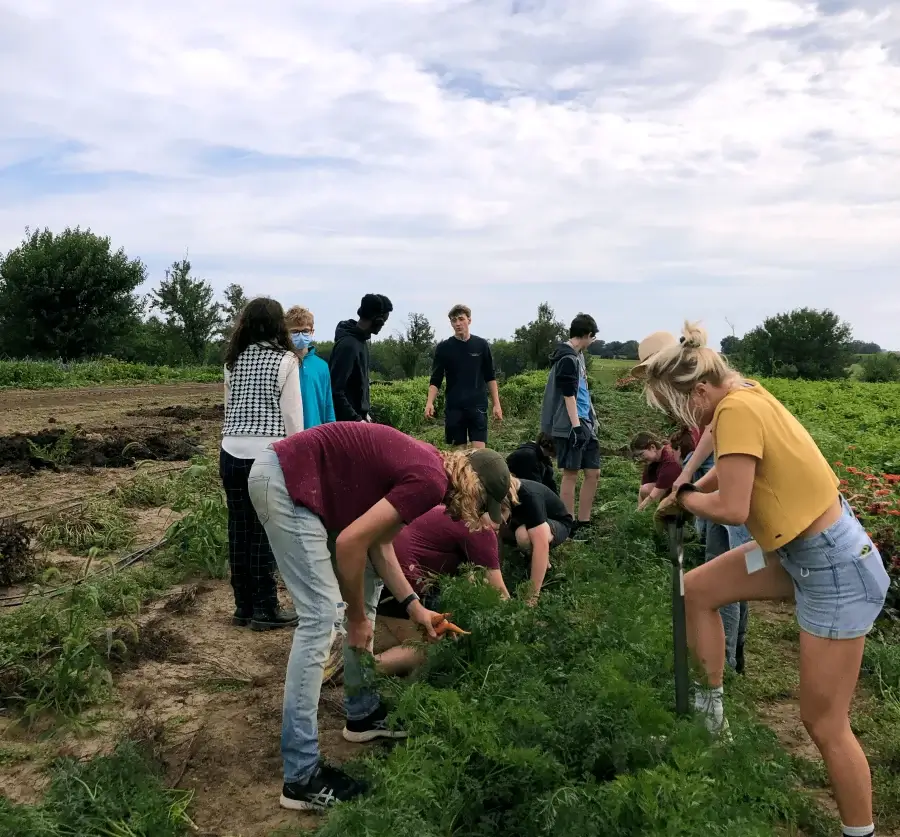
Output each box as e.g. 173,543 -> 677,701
0,0 -> 898,348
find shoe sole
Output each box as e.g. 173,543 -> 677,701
232,617 -> 252,627
341,727 -> 409,743
251,619 -> 299,632
280,794 -> 327,812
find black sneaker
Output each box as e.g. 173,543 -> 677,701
342,704 -> 408,744
280,763 -> 366,811
251,607 -> 299,632
232,609 -> 253,627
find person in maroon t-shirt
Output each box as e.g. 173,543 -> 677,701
374,502 -> 512,675
247,421 -> 511,812
631,431 -> 683,511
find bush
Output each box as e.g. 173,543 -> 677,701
861,353 -> 900,383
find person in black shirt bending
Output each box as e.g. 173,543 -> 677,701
425,304 -> 503,448
328,294 -> 392,422
506,434 -> 558,494
501,478 -> 572,604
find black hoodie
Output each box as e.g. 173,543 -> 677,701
329,320 -> 371,422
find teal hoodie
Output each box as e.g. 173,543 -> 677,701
299,348 -> 336,428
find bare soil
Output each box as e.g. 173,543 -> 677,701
0,581 -> 399,837
0,383 -> 222,518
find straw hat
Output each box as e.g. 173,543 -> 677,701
631,331 -> 679,378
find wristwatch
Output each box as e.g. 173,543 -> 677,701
399,593 -> 420,613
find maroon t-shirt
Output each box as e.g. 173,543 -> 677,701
272,423 -> 449,531
641,444 -> 682,491
394,505 -> 500,593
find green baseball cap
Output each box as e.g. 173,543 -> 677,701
468,449 -> 511,524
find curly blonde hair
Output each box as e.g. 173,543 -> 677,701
642,321 -> 741,427
438,450 -> 515,531
285,306 -> 314,331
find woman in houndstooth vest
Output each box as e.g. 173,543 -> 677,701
221,297 -> 304,631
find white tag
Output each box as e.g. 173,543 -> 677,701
745,548 -> 766,574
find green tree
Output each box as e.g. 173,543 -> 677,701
150,259 -> 223,363
720,335 -> 742,356
859,352 -> 900,383
740,308 -> 853,380
513,302 -> 567,369
220,283 -> 248,339
489,338 -> 527,380
396,313 -> 435,379
0,226 -> 145,360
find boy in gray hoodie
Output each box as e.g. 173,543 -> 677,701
539,313 -> 601,540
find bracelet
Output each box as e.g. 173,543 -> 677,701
399,593 -> 419,613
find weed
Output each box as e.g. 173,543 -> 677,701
165,495 -> 228,579
37,496 -> 136,555
0,519 -> 41,587
26,428 -> 74,467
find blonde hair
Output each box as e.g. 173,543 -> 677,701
642,321 -> 740,427
285,306 -> 314,331
439,450 -> 488,530
506,476 -> 520,507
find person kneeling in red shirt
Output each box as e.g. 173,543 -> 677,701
375,497 -> 516,676
631,431 -> 683,511
248,422 -> 511,811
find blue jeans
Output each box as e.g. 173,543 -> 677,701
705,523 -> 749,669
685,451 -> 715,540
248,446 -> 382,783
777,497 -> 889,640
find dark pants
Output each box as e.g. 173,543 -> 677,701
219,448 -> 278,616
705,522 -> 749,669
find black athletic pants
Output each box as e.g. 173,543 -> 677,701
219,448 -> 278,616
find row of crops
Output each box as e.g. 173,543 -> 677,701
1,370 -> 899,836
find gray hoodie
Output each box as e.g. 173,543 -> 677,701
540,342 -> 598,439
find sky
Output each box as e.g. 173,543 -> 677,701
1,0 -> 898,351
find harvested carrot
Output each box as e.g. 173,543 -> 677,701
424,611 -> 471,637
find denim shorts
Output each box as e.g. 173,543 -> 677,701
776,497 -> 890,640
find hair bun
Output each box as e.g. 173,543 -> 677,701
681,321 -> 708,350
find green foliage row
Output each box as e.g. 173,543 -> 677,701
0,358 -> 221,389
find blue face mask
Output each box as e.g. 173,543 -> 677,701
291,332 -> 313,350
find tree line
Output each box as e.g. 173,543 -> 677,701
0,226 -> 894,382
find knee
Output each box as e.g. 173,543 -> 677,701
684,571 -> 715,612
800,705 -> 848,746
515,528 -> 532,552
583,469 -> 600,483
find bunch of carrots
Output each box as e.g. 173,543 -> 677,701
427,612 -> 470,638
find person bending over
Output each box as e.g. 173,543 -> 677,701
375,494 -> 515,676
221,297 -> 303,632
644,322 -> 889,837
329,293 -> 392,422
248,422 -> 510,811
285,305 -> 335,428
506,432 -> 558,493
631,431 -> 683,511
425,303 -> 503,448
501,477 -> 573,604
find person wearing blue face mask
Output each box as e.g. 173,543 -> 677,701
286,306 -> 335,429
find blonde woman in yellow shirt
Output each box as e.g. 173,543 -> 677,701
641,323 -> 889,837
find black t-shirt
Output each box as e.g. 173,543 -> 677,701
510,479 -> 573,532
429,335 -> 496,410
506,443 -> 557,494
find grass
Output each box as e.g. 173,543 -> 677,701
37,496 -> 137,556
0,358 -> 221,390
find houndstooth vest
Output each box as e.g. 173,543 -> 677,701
222,343 -> 288,437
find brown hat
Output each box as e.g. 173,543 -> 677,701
468,449 -> 511,524
631,331 -> 679,378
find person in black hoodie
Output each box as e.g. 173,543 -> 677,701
506,433 -> 558,493
328,294 -> 393,422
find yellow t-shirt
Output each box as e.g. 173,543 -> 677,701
711,381 -> 839,552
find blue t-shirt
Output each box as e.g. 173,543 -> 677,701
575,357 -> 591,419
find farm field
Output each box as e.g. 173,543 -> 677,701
0,368 -> 899,837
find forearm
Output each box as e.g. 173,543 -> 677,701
695,466 -> 718,493
563,395 -> 580,427
486,569 -> 511,600
679,489 -> 744,526
488,380 -> 500,406
334,536 -> 369,620
639,487 -> 666,510
367,542 -> 416,603
426,384 -> 440,408
529,541 -> 551,596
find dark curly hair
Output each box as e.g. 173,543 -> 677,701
225,297 -> 293,371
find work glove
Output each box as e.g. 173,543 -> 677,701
571,424 -> 589,449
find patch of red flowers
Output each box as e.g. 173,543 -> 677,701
833,460 -> 900,613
